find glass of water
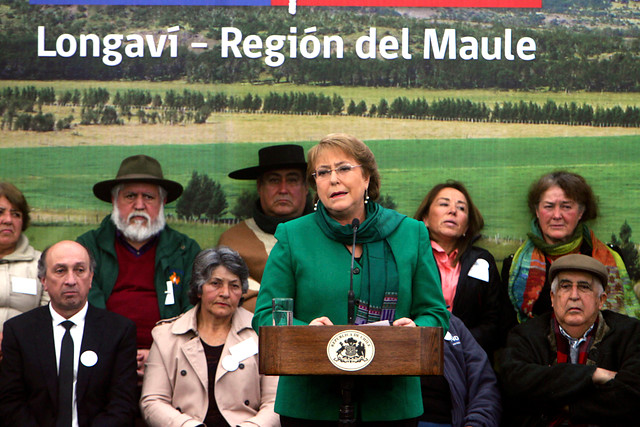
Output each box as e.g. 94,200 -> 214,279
272,298 -> 294,326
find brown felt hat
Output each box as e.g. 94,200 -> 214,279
93,155 -> 183,203
549,254 -> 609,288
228,144 -> 307,180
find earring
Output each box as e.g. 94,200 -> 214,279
364,189 -> 370,204
314,201 -> 318,211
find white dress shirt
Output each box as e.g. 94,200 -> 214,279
49,302 -> 88,427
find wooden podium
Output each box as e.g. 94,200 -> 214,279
259,325 -> 443,376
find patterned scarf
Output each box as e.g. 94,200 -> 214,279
314,201 -> 405,324
508,220 -> 640,322
549,314 -> 597,427
553,314 -> 596,365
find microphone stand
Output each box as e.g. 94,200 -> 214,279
339,218 -> 359,426
347,218 -> 359,325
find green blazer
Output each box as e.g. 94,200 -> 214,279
77,215 -> 201,320
253,211 -> 449,421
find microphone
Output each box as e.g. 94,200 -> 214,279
348,218 -> 359,325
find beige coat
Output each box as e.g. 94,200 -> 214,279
0,234 -> 48,331
140,305 -> 279,427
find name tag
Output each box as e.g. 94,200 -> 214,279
222,338 -> 259,372
230,337 -> 259,361
11,276 -> 38,295
468,259 -> 490,283
164,281 -> 175,305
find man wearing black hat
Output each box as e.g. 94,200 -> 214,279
218,144 -> 312,312
77,155 -> 200,383
499,254 -> 640,425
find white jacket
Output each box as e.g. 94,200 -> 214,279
0,234 -> 48,331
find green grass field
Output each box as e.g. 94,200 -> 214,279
3,81 -> 639,258
3,134 -> 640,255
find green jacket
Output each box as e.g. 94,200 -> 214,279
252,211 -> 449,421
77,215 -> 201,320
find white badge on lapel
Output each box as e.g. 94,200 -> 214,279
80,350 -> 98,367
468,258 -> 490,282
221,355 -> 239,372
164,280 -> 175,305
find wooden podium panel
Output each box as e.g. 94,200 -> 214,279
259,325 -> 443,376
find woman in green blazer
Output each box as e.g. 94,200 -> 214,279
253,133 -> 449,426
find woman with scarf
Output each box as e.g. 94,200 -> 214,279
252,133 -> 449,426
503,170 -> 640,323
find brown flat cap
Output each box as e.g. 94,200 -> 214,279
549,254 -> 609,287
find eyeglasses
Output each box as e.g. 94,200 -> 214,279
312,165 -> 362,180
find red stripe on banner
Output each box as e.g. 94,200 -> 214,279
271,0 -> 541,7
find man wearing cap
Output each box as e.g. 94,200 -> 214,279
499,254 -> 640,425
218,144 -> 311,312
77,155 -> 200,382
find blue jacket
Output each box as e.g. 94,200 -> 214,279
422,315 -> 501,427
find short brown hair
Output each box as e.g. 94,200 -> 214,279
414,180 -> 484,264
306,133 -> 381,201
527,171 -> 598,221
0,182 -> 30,231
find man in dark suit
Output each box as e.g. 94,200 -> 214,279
0,240 -> 137,427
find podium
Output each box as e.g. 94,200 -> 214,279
259,325 -> 443,376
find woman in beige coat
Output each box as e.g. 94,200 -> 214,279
141,247 -> 279,427
0,182 -> 48,362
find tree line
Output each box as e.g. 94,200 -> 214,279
3,86 -> 640,131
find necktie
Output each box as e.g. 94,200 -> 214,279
57,320 -> 75,427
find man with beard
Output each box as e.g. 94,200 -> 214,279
218,144 -> 311,311
77,155 -> 200,384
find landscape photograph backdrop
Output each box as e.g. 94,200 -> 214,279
1,0 -> 640,266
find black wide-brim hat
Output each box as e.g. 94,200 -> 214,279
228,144 -> 307,180
93,155 -> 183,203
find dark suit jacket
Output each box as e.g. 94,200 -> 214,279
0,304 -> 137,427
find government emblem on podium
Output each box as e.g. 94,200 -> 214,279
327,330 -> 375,372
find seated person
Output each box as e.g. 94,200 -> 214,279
0,241 -> 137,426
419,314 -> 501,427
77,154 -> 200,382
503,170 -> 640,322
218,144 -> 312,312
415,180 -> 511,356
140,247 -> 279,427
0,182 -> 49,362
499,254 -> 640,425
